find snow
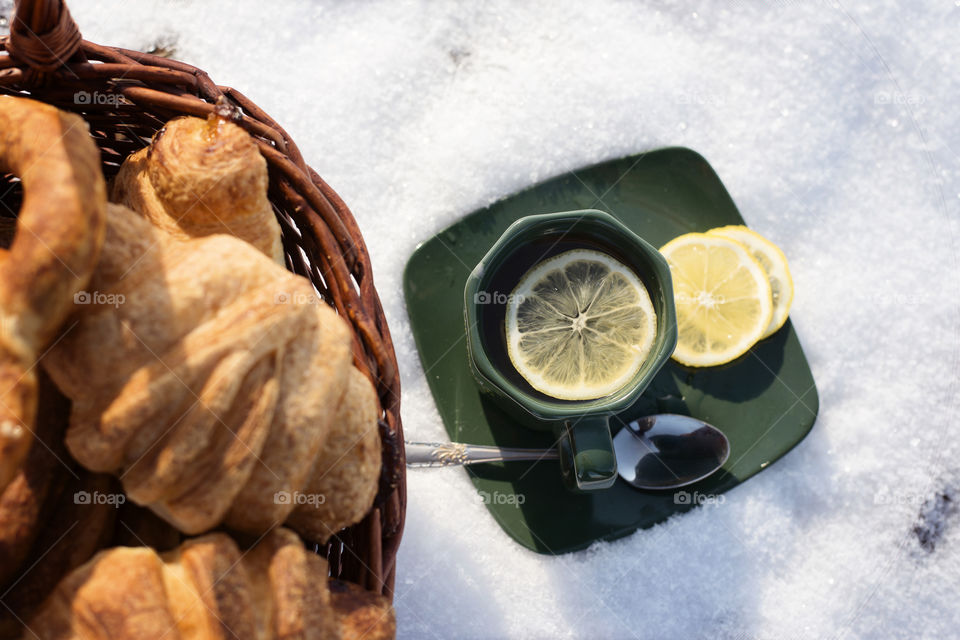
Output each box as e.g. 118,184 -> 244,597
8,0 -> 960,637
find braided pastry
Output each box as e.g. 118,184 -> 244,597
107,112 -> 380,541
0,96 -> 106,492
42,203 -> 352,536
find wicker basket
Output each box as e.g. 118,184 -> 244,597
0,0 -> 405,598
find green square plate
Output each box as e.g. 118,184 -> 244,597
403,147 -> 818,554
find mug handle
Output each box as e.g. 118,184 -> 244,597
557,416 -> 618,491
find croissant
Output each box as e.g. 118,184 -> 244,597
26,528 -> 370,640
111,114 -> 284,263
42,203 -> 353,536
0,96 -> 106,491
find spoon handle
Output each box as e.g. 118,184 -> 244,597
405,441 -> 560,468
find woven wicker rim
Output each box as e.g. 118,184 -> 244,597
0,0 -> 406,598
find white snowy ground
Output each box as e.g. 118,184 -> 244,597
12,1 -> 960,638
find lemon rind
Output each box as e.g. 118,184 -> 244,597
707,225 -> 794,338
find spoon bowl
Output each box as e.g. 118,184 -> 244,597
612,414 -> 730,489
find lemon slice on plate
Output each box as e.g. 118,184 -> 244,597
707,225 -> 794,338
505,249 -> 657,401
659,233 -> 772,367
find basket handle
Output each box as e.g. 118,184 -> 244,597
6,0 -> 82,71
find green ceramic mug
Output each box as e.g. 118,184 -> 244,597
464,210 -> 678,491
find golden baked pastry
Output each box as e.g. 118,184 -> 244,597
0,96 -> 106,492
111,114 -> 284,263
107,112 -> 382,542
42,203 -> 352,536
287,367 -> 381,543
27,528 -> 346,640
329,579 -> 397,640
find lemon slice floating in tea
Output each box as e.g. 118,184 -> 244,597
505,249 -> 657,401
659,233 -> 772,367
707,225 -> 794,338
